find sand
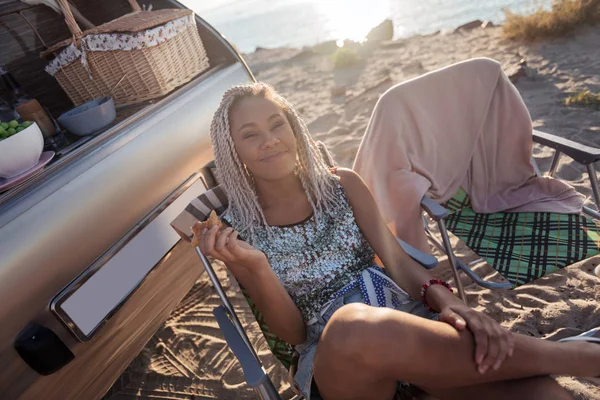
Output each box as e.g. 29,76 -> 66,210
106,25 -> 600,400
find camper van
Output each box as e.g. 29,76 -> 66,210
0,1 -> 253,398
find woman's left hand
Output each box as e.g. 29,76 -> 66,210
439,303 -> 515,374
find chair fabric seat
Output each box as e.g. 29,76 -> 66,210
443,189 -> 600,286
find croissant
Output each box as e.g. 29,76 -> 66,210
191,210 -> 222,247
206,209 -> 221,228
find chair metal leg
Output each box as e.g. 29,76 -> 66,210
454,258 -> 512,290
197,248 -> 282,399
214,306 -> 282,400
531,157 -> 542,177
548,150 -> 562,177
583,205 -> 600,220
436,219 -> 467,302
423,221 -> 445,254
586,163 -> 600,211
532,149 -> 600,218
196,248 -> 260,362
254,382 -> 283,400
426,219 -> 512,293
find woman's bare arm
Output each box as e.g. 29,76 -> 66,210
228,257 -> 307,345
333,168 -> 461,311
335,168 -> 516,372
200,225 -> 307,345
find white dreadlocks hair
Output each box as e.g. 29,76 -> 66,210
210,82 -> 340,244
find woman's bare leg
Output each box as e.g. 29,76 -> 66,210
420,376 -> 573,400
313,304 -> 599,400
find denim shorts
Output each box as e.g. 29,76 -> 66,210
292,285 -> 439,399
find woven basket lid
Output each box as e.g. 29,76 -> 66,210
42,9 -> 194,57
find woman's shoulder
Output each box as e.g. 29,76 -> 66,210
331,167 -> 366,194
329,167 -> 375,215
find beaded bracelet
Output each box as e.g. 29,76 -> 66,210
420,279 -> 453,311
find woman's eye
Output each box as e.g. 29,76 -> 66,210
243,132 -> 257,139
272,122 -> 284,129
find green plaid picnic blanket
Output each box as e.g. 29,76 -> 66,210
443,189 -> 600,286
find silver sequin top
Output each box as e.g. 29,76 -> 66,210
224,179 -> 376,322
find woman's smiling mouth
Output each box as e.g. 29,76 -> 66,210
260,151 -> 287,162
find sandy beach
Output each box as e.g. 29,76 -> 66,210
108,24 -> 600,400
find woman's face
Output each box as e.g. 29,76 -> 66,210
229,96 -> 298,181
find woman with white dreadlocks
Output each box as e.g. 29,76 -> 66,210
197,82 -> 600,400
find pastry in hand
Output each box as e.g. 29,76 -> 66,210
206,209 -> 222,229
191,220 -> 205,247
191,210 -> 222,247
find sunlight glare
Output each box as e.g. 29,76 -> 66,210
314,0 -> 391,43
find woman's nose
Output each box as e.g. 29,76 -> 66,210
261,133 -> 280,149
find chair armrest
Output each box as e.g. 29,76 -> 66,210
533,130 -> 600,165
213,305 -> 270,389
396,238 -> 438,269
420,195 -> 449,221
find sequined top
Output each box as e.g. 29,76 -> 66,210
224,179 -> 376,322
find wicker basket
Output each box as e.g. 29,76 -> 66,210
42,0 -> 210,107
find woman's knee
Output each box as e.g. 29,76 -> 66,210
314,305 -> 400,400
319,304 -> 371,357
319,303 -> 402,364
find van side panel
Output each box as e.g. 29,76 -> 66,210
0,63 -> 250,400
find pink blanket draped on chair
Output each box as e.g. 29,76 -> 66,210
352,57 -> 584,253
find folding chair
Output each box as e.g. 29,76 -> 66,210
418,131 -> 600,301
350,58 -> 600,302
169,143 -> 438,399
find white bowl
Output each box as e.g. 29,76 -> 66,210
0,122 -> 44,179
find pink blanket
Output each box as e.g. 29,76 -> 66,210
353,58 -> 584,252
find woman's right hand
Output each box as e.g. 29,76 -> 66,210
198,224 -> 307,345
198,225 -> 266,270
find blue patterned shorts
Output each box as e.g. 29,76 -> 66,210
293,274 -> 439,399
